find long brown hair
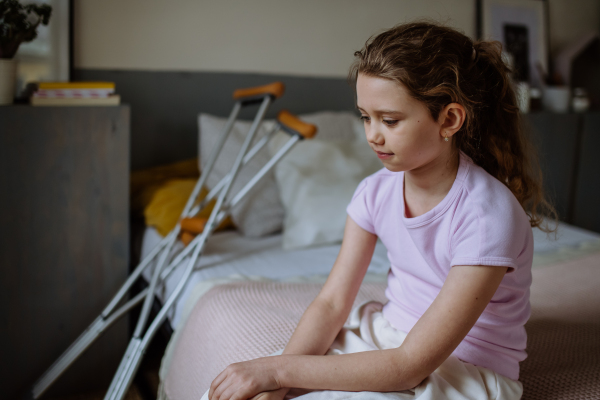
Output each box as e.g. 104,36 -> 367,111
349,21 -> 556,231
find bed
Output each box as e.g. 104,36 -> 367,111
132,110 -> 600,400
144,223 -> 600,400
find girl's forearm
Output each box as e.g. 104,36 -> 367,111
282,296 -> 350,357
277,349 -> 421,393
256,297 -> 350,400
274,265 -> 510,394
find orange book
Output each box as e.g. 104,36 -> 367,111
38,82 -> 116,90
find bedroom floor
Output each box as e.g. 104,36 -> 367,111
46,332 -> 167,400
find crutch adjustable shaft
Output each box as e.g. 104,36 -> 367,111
155,111 -> 318,332
104,93 -> 281,400
128,100 -> 248,341
160,111 -> 317,281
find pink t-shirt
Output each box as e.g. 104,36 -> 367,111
346,152 -> 533,380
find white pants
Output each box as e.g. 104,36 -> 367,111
202,301 -> 522,400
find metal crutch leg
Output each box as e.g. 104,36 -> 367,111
29,81 -> 285,400
104,110 -> 318,400
104,93 -> 274,400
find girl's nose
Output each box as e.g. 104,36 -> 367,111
366,124 -> 384,145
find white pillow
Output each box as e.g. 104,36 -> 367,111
269,118 -> 381,250
199,114 -> 283,237
198,111 -> 365,238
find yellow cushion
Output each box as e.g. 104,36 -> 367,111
131,158 -> 200,217
144,178 -> 234,237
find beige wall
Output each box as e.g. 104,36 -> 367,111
548,0 -> 600,55
74,0 -> 600,78
73,0 -> 475,77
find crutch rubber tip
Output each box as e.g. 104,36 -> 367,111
180,231 -> 196,246
277,110 -> 318,139
180,217 -> 208,234
232,82 -> 285,100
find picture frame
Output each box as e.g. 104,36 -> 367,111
477,0 -> 548,86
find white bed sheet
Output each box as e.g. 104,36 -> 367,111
141,229 -> 391,327
531,222 -> 600,253
141,222 -> 600,327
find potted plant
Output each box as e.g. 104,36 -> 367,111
0,0 -> 51,105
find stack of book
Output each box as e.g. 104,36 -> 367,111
31,82 -> 120,106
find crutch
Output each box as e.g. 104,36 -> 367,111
29,81 -> 288,399
103,110 -> 317,400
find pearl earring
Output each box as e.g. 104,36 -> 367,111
444,132 -> 449,142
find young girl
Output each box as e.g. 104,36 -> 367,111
206,22 -> 555,400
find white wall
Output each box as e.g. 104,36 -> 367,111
73,0 -> 475,77
74,0 -> 600,78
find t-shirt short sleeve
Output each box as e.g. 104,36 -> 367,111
346,178 -> 376,234
449,190 -> 530,272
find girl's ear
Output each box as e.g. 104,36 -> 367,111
438,103 -> 466,139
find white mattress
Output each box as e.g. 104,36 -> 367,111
141,222 -> 600,327
141,229 -> 391,326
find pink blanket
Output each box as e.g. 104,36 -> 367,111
164,253 -> 600,400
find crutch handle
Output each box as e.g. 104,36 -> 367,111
277,110 -> 318,139
180,217 -> 208,234
180,231 -> 196,247
233,82 -> 285,101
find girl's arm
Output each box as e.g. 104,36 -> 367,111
209,216 -> 378,400
280,216 -> 378,357
275,264 -> 508,392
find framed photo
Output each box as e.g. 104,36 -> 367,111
14,0 -> 71,97
478,0 -> 548,86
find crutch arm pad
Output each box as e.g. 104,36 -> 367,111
180,217 -> 208,234
277,110 -> 318,139
232,82 -> 285,101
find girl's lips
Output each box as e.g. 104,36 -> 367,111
375,150 -> 394,159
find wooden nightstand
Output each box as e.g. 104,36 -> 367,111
0,105 -> 130,399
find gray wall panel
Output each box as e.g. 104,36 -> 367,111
73,69 -> 356,170
70,70 -> 596,232
573,113 -> 600,233
524,112 -> 580,222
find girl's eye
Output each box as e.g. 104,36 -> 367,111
383,119 -> 398,126
360,115 -> 370,122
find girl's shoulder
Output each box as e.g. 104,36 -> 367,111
460,157 -> 526,219
450,155 -> 534,269
454,157 -> 532,246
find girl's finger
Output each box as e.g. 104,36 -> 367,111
218,382 -> 242,400
214,377 -> 240,400
209,370 -> 230,399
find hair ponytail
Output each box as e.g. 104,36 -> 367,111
349,21 -> 556,231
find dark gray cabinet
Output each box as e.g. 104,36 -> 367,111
0,105 -> 130,399
524,112 -> 600,233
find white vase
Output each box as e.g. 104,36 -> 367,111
543,86 -> 571,113
0,59 -> 17,105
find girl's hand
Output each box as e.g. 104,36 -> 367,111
209,357 -> 282,400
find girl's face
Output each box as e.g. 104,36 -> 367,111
356,73 -> 448,173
